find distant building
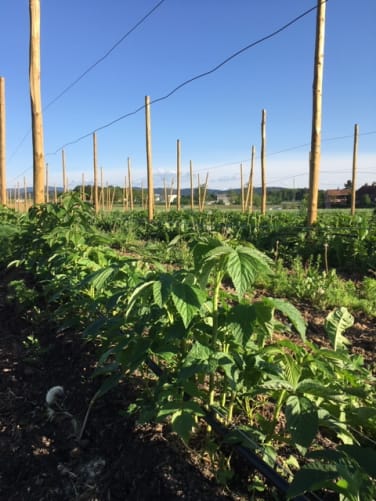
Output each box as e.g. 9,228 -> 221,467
216,193 -> 231,205
324,189 -> 351,208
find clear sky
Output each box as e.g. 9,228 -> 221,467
1,0 -> 375,191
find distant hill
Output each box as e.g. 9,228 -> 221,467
7,187 -> 64,195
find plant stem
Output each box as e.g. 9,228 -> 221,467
266,389 -> 287,442
227,391 -> 237,424
209,271 -> 222,407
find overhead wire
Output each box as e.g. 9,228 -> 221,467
43,0 -> 167,112
47,0 -> 329,155
7,0 -> 167,165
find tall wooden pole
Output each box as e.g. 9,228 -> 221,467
351,123 -> 359,216
24,177 -> 28,211
145,96 -> 154,221
176,139 -> 181,210
127,157 -> 133,210
245,145 -> 255,213
93,132 -> 99,212
0,77 -> 6,206
260,109 -> 267,215
201,173 -> 209,212
62,149 -> 67,192
163,177 -> 168,210
190,160 -> 194,210
240,163 -> 245,213
169,178 -> 174,210
197,174 -> 201,212
16,182 -> 20,211
100,167 -> 104,211
29,0 -> 45,204
308,0 -> 327,225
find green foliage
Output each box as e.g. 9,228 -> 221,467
2,196 -> 375,499
325,307 -> 354,351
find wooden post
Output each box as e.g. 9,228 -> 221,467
62,149 -> 67,192
308,0 -> 326,225
54,184 -> 57,203
176,139 -> 181,210
260,109 -> 267,215
110,186 -> 116,211
163,177 -> 167,211
127,157 -> 133,210
245,145 -> 255,213
45,163 -> 49,202
93,132 -> 99,212
240,163 -> 245,213
351,123 -> 359,216
105,181 -> 109,210
190,160 -> 194,210
100,167 -> 104,211
123,175 -> 128,210
145,95 -> 154,221
24,177 -> 28,211
15,183 -> 19,211
29,0 -> 45,204
169,178 -> 174,210
0,77 -> 6,206
201,173 -> 209,211
197,174 -> 202,212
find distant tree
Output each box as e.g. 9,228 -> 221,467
362,194 -> 372,208
344,179 -> 352,189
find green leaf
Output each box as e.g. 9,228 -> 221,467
226,304 -> 257,347
152,273 -> 173,307
192,236 -> 223,271
171,280 -> 203,328
338,445 -> 376,477
260,378 -> 294,392
264,298 -> 306,342
324,307 -> 354,351
252,301 -> 275,339
126,280 -> 155,317
80,266 -> 115,291
296,379 -> 340,399
184,341 -> 213,363
157,401 -> 183,418
347,406 -> 376,428
285,395 -> 318,452
281,353 -> 302,389
226,246 -> 271,298
288,462 -> 338,498
171,411 -> 196,443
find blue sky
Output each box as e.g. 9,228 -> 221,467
1,0 -> 375,191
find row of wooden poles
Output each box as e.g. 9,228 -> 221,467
1,0 -> 329,223
0,78 -> 360,218
0,0 -> 359,220
0,81 -> 267,216
6,141 -> 259,215
91,98 -> 266,220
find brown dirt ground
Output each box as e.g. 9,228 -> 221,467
0,280 -> 375,501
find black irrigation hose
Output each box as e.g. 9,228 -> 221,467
144,357 -> 318,501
